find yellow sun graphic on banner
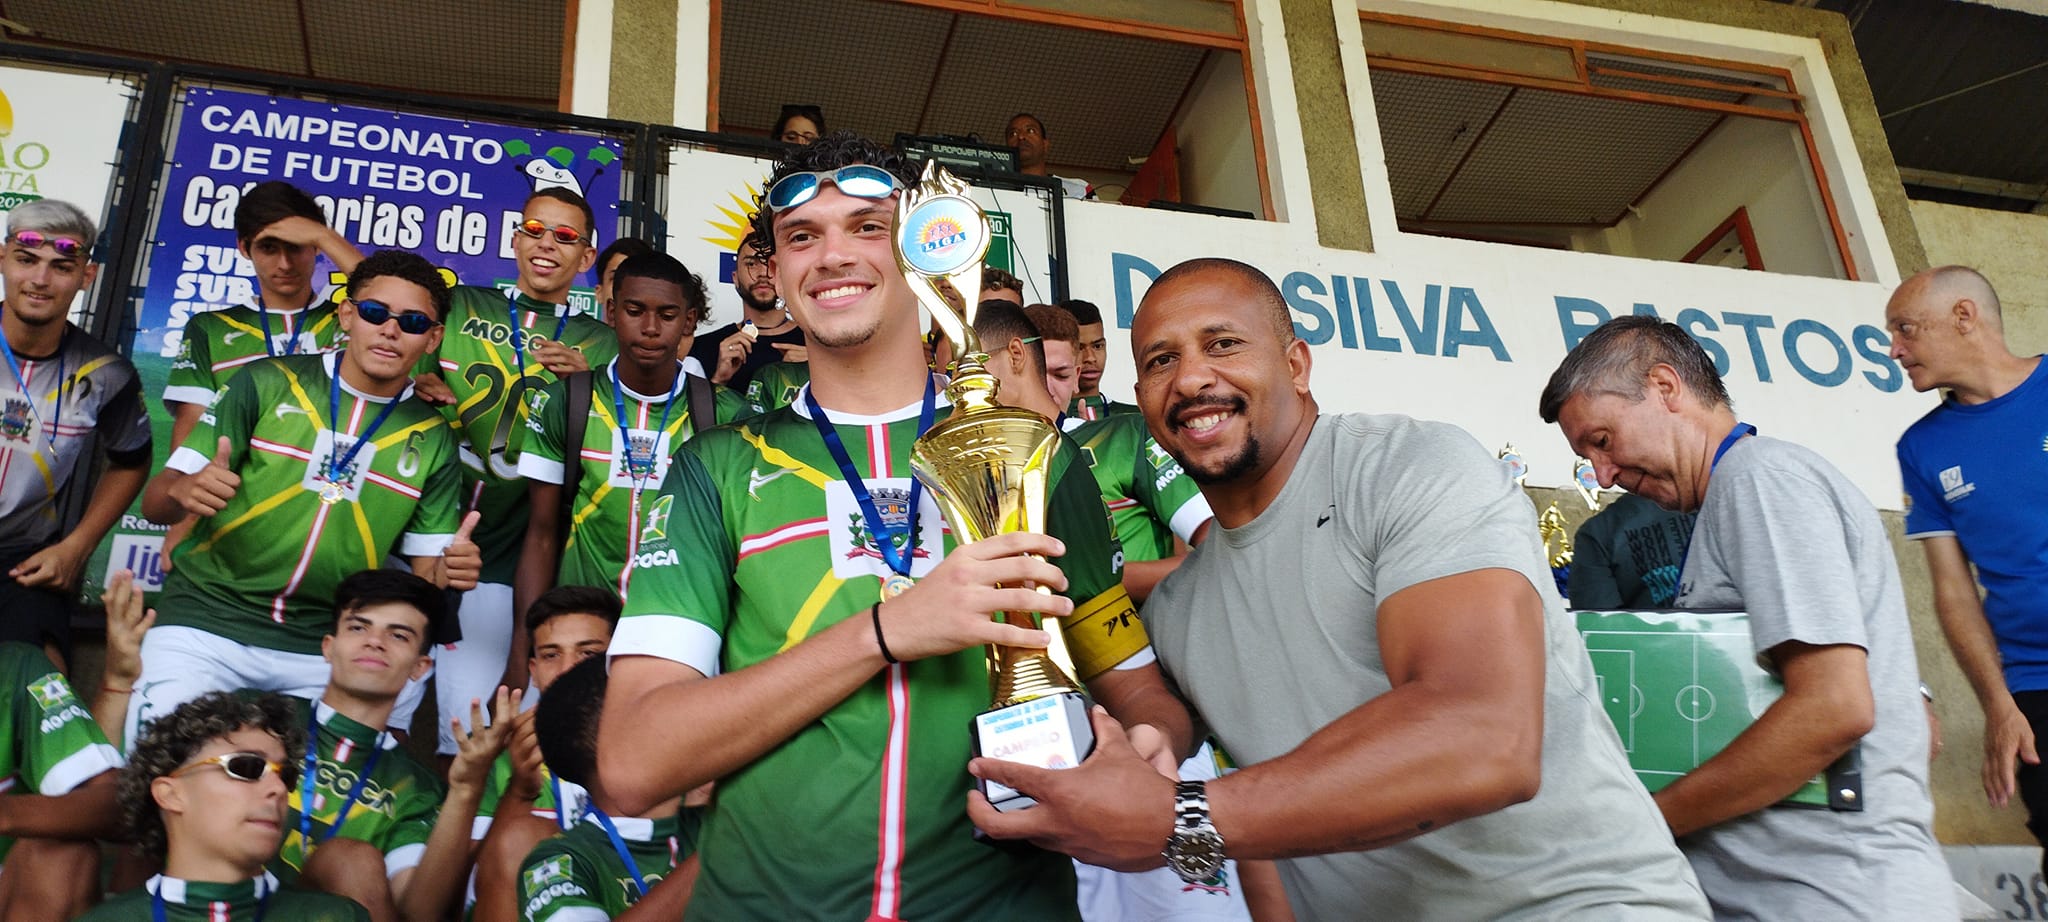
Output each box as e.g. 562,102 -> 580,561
702,182 -> 762,251
0,89 -> 15,138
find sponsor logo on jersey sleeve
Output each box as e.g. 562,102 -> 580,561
640,494 -> 674,545
526,854 -> 573,890
1939,465 -> 1975,502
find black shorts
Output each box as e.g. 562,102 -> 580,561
0,544 -> 75,662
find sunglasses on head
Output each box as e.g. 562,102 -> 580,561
174,752 -> 297,786
9,230 -> 87,259
516,219 -> 588,247
354,299 -> 441,335
765,165 -> 900,214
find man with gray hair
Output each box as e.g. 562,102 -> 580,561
1887,266 -> 2048,871
1538,314 -> 1954,920
0,199 -> 152,670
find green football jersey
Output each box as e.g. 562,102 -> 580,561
612,396 -> 1144,921
273,697 -> 441,882
475,752 -> 586,838
518,810 -> 701,921
0,642 -> 121,865
432,285 -> 619,581
1067,393 -> 1140,422
163,302 -> 344,409
155,354 -> 463,655
78,874 -> 370,922
1072,414 -> 1213,562
743,361 -> 811,416
518,361 -> 751,596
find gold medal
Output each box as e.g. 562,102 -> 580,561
881,574 -> 915,600
320,481 -> 346,505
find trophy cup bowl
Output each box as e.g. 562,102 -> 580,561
894,160 -> 1094,812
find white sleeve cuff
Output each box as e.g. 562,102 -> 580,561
166,446 -> 211,475
517,454 -> 566,484
161,385 -> 217,406
608,616 -> 724,678
539,908 -> 612,922
38,744 -> 122,795
470,815 -> 494,840
401,532 -> 455,557
1167,496 -> 1215,545
385,843 -> 426,879
1110,646 -> 1158,671
1904,528 -> 1957,541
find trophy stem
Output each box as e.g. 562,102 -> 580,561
989,635 -> 1086,708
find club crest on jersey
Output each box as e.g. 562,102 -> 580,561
826,479 -> 946,580
28,673 -> 74,711
526,854 -> 573,890
0,397 -> 30,442
300,431 -> 379,504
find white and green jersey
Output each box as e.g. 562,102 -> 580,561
78,873 -> 369,922
743,361 -> 811,416
518,810 -> 701,921
155,353 -> 463,654
1072,414 -> 1212,562
473,753 -> 587,839
163,301 -> 344,408
432,285 -> 619,582
0,642 -> 122,865
612,388 -> 1145,921
273,697 -> 441,882
0,324 -> 153,550
518,359 -> 751,596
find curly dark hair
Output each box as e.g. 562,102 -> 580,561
120,691 -> 306,863
347,250 -> 454,321
744,131 -> 919,262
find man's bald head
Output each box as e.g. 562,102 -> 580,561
1885,264 -> 2023,394
1140,258 -> 1294,345
1904,265 -> 2004,328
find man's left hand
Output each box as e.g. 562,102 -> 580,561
443,512 -> 482,589
10,538 -> 88,590
531,339 -> 589,375
449,685 -> 521,791
966,705 -> 1177,872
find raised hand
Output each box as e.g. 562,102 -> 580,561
171,436 -> 241,517
450,685 -> 522,791
443,511 -> 482,590
100,569 -> 156,690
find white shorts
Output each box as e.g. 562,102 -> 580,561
1075,743 -> 1253,922
434,582 -> 515,755
126,625 -> 427,743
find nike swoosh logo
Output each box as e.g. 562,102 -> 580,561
1315,504 -> 1335,528
748,466 -> 797,499
222,331 -> 251,344
274,404 -> 311,420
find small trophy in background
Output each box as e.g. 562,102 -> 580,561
1573,457 -> 1604,511
1498,443 -> 1529,486
1538,502 -> 1573,599
894,161 -> 1093,812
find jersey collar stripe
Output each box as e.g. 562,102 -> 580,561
273,499 -> 336,623
872,662 -> 911,918
252,438 -> 317,462
737,517 -> 830,558
867,424 -> 890,479
619,490 -> 643,602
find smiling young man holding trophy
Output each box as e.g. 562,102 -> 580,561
596,133 -> 1191,921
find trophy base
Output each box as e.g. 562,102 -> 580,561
971,691 -> 1094,812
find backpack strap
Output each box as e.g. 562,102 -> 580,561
558,370 -> 594,548
687,371 -> 716,434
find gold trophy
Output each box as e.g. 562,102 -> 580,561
894,160 -> 1093,812
1539,502 -> 1574,600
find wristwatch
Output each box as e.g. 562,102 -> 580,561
1163,780 -> 1227,885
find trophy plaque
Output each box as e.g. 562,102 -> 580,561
893,161 -> 1094,812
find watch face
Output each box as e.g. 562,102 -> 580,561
1169,827 -> 1227,883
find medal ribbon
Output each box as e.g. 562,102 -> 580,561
1677,421 -> 1757,582
801,376 -> 937,579
255,298 -> 309,357
587,806 -> 679,899
299,710 -> 387,847
0,324 -> 66,452
507,289 -> 571,378
325,364 -> 401,493
153,877 -> 270,922
609,360 -> 681,486
548,769 -> 573,831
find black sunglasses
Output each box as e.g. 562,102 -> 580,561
354,299 -> 441,335
174,752 -> 298,787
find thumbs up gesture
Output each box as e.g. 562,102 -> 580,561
443,510 -> 483,589
171,436 -> 242,517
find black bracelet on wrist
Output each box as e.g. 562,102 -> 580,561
871,602 -> 899,665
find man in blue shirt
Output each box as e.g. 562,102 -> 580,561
1889,265 -> 2048,868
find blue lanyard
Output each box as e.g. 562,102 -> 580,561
153,878 -> 269,922
548,770 -> 574,831
801,377 -> 938,577
587,807 -> 676,899
325,364 -> 401,489
610,361 -> 682,485
1677,421 -> 1757,583
0,324 -> 65,451
299,711 -> 386,846
507,289 -> 570,378
254,300 -> 308,357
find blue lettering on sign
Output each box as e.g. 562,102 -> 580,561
1552,294 -> 1901,390
1853,325 -> 1902,392
1722,312 -> 1777,383
1783,318 -> 1850,387
1112,252 -> 1163,329
1444,287 -> 1511,361
1674,308 -> 1730,376
1353,279 -> 1400,352
1281,273 -> 1333,345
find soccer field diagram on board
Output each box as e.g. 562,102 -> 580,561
1576,609 -> 1830,807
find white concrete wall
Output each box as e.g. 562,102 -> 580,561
1615,113 -> 1841,279
1912,199 -> 2048,355
1173,51 -> 1263,217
